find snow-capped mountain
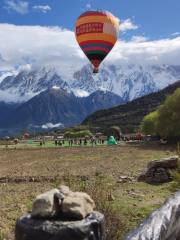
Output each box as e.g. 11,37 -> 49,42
1,63 -> 180,103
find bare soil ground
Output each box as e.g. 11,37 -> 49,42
0,141 -> 177,239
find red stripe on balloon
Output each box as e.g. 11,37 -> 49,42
91,60 -> 102,68
79,40 -> 114,48
83,47 -> 110,53
78,13 -> 116,20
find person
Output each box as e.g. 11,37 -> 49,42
55,140 -> 57,146
40,141 -> 42,146
80,139 -> 82,145
68,140 -> 70,146
71,139 -> 73,146
43,140 -> 45,145
63,140 -> 64,144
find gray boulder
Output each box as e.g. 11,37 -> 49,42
31,189 -> 60,218
153,168 -> 169,183
148,155 -> 178,169
138,168 -> 169,183
62,192 -> 95,220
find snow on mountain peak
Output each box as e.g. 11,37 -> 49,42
0,63 -> 180,103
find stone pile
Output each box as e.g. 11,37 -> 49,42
15,186 -> 106,240
31,185 -> 95,220
138,155 -> 178,183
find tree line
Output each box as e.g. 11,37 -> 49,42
141,88 -> 180,138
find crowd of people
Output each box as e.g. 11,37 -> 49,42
53,138 -> 105,147
39,134 -> 165,147
119,135 -> 144,141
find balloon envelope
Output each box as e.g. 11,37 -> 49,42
75,10 -> 120,70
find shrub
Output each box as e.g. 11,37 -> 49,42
64,130 -> 92,138
55,173 -> 130,240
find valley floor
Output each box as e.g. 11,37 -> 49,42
0,142 -> 177,239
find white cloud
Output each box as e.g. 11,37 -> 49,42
41,123 -> 64,129
33,5 -> 51,13
116,17 -> 120,23
171,32 -> 180,36
108,36 -> 180,66
0,89 -> 36,102
4,0 -> 29,14
1,23 -> 180,78
86,4 -> 90,8
73,89 -> 90,97
131,36 -> 149,43
0,24 -> 86,73
120,19 -> 139,32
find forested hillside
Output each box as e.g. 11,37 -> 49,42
82,80 -> 180,128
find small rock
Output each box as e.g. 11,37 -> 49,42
133,204 -> 137,206
131,193 -> 144,198
58,185 -> 72,196
139,199 -> 143,201
119,176 -> 128,179
31,189 -> 60,218
117,179 -> 127,183
62,192 -> 95,220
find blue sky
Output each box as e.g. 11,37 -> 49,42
1,0 -> 180,40
0,0 -> 180,81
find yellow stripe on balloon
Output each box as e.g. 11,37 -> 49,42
75,16 -> 119,28
76,33 -> 117,45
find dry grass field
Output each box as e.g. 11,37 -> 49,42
0,141 -> 177,239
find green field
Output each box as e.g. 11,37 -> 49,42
0,139 -> 108,150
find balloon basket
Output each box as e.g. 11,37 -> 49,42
93,68 -> 99,73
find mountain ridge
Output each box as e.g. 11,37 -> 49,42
1,64 -> 180,103
82,80 -> 180,128
0,88 -> 124,136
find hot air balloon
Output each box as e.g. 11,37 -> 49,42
75,10 -> 120,73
